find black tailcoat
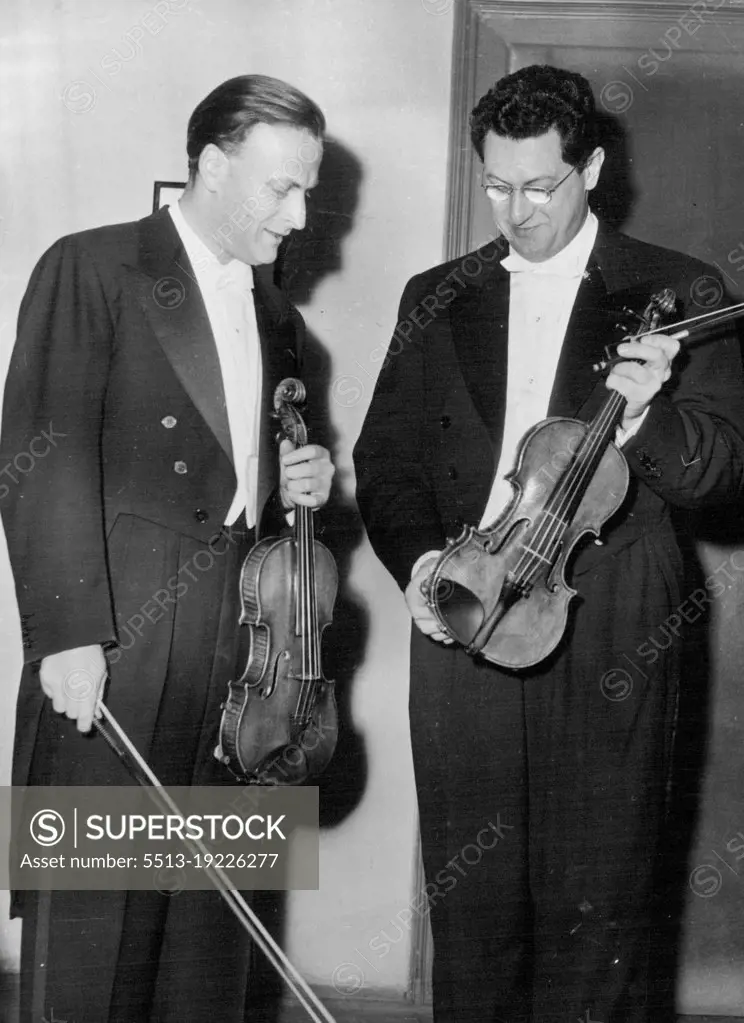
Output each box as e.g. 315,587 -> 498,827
1,207 -> 302,1022
354,225 -> 744,1023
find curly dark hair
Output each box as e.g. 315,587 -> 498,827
470,65 -> 598,167
186,75 -> 325,180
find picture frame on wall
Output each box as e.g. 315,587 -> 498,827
152,180 -> 186,214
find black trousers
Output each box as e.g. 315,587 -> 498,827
16,515 -> 258,1023
409,532 -> 682,1023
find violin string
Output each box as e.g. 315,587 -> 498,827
551,392 -> 624,533
305,507 -> 313,687
511,299 -> 666,587
500,369 -> 624,590
294,511 -> 303,726
95,705 -> 336,1023
303,505 -> 314,722
507,365 -> 628,593
536,390 -> 626,580
311,516 -> 320,681
275,390 -> 326,741
307,508 -> 319,715
305,505 -> 316,720
297,504 -> 317,725
549,392 -> 625,543
298,506 -> 310,724
504,430 -> 586,588
517,389 -> 625,589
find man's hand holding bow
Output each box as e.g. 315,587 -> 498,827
607,332 -> 682,432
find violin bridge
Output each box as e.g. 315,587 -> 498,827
518,544 -> 552,566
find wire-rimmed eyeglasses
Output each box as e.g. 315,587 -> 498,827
481,165 -> 580,206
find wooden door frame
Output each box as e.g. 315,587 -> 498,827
443,0 -> 744,260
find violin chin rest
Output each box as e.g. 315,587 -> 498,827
213,742 -> 230,766
435,579 -> 486,647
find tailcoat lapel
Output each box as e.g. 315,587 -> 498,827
549,223 -> 683,423
449,239 -> 510,468
123,210 -> 301,507
124,208 -> 234,464
449,224 -> 676,456
547,255 -> 612,420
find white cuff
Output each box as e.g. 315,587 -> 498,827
616,407 -> 649,447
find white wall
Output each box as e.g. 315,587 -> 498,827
0,0 -> 454,993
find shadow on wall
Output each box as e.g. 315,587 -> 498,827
275,136 -> 363,308
251,138 -> 371,1019
277,137 -> 369,830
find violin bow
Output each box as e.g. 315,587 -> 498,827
593,299 -> 744,372
93,703 -> 337,1023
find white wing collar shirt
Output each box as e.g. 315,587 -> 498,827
169,202 -> 263,528
478,210 -> 599,528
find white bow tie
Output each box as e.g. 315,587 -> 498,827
501,250 -> 586,279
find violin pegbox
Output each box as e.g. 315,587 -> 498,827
613,305 -> 644,336
594,289 -> 680,373
273,377 -> 308,448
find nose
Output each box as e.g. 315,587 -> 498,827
508,189 -> 533,225
282,189 -> 307,231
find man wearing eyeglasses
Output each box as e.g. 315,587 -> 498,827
354,65 -> 744,1022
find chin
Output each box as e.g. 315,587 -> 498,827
524,235 -> 559,259
243,248 -> 272,266
513,242 -> 548,262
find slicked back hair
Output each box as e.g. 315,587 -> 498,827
186,74 -> 325,180
470,65 -> 599,168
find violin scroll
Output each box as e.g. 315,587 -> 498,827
274,377 -> 308,447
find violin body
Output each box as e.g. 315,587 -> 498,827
425,289 -> 677,671
427,417 -> 628,669
217,534 -> 338,784
215,377 -> 339,785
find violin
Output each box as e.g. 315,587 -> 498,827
214,378 -> 338,784
423,289 -> 678,670
90,382 -> 340,1020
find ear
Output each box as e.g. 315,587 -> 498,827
582,146 -> 605,192
197,143 -> 228,194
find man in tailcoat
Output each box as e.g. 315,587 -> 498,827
354,65 -> 744,1022
1,75 -> 334,1022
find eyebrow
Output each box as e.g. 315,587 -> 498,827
271,175 -> 319,190
483,173 -> 557,187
